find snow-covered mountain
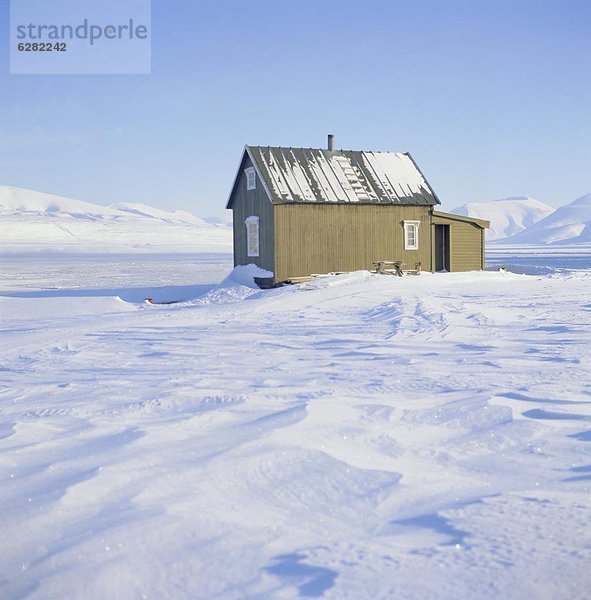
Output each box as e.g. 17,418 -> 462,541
0,186 -> 232,253
203,214 -> 233,228
452,196 -> 555,241
495,193 -> 591,245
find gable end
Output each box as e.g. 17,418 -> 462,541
226,147 -> 274,209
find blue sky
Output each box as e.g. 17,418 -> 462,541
1,0 -> 589,215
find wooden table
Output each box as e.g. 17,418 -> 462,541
373,261 -> 404,277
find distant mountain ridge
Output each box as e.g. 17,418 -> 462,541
496,193 -> 591,245
452,196 -> 555,241
453,193 -> 591,245
0,186 -> 232,253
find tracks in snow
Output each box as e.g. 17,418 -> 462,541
1,273 -> 591,598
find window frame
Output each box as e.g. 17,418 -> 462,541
403,220 -> 420,250
245,167 -> 256,190
245,215 -> 260,257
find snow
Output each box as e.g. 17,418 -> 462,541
0,253 -> 232,303
2,256 -> 591,599
250,147 -> 434,204
192,264 -> 276,304
453,196 -> 555,241
109,202 -> 210,226
498,193 -> 591,245
0,185 -> 121,216
367,152 -> 428,198
454,193 -> 591,246
203,214 -> 233,228
300,269 -> 374,289
0,186 -> 232,253
221,264 -> 274,289
486,245 -> 591,275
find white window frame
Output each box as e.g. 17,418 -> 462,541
245,216 -> 260,257
403,220 -> 420,250
245,167 -> 256,190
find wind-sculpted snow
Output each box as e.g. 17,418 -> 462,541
1,267 -> 591,599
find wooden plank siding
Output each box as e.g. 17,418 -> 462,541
231,155 -> 275,273
432,213 -> 485,271
274,204 -> 432,281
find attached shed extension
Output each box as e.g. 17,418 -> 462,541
432,211 -> 489,272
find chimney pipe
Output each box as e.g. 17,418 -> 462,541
327,134 -> 334,151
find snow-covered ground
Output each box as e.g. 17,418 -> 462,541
0,253 -> 233,303
486,245 -> 591,275
1,256 -> 591,599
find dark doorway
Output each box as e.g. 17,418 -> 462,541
435,225 -> 450,271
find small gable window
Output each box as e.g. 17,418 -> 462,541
403,220 -> 420,250
245,167 -> 256,190
245,216 -> 260,257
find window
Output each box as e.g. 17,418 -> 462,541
245,216 -> 259,257
403,220 -> 420,250
245,167 -> 256,190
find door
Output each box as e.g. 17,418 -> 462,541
434,225 -> 450,271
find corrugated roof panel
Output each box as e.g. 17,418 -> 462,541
286,148 -> 320,202
362,152 -> 403,202
349,153 -> 390,203
331,155 -> 374,202
246,146 -> 439,206
373,152 -> 429,200
349,161 -> 378,202
294,149 -> 325,201
281,148 -> 314,201
312,151 -> 348,202
305,149 -> 338,202
328,155 -> 362,202
259,147 -> 292,200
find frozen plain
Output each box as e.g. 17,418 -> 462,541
1,253 -> 591,599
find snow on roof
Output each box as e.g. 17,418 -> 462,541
244,146 -> 440,206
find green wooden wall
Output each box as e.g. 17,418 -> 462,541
274,203 -> 433,281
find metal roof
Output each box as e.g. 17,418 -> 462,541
433,210 -> 490,229
243,146 -> 440,206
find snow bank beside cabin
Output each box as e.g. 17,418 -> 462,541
195,264 -> 274,304
221,264 -> 274,289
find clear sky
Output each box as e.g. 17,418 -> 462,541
1,0 -> 589,215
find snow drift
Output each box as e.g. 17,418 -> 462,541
2,263 -> 591,599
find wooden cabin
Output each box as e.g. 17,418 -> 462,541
226,137 -> 489,282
